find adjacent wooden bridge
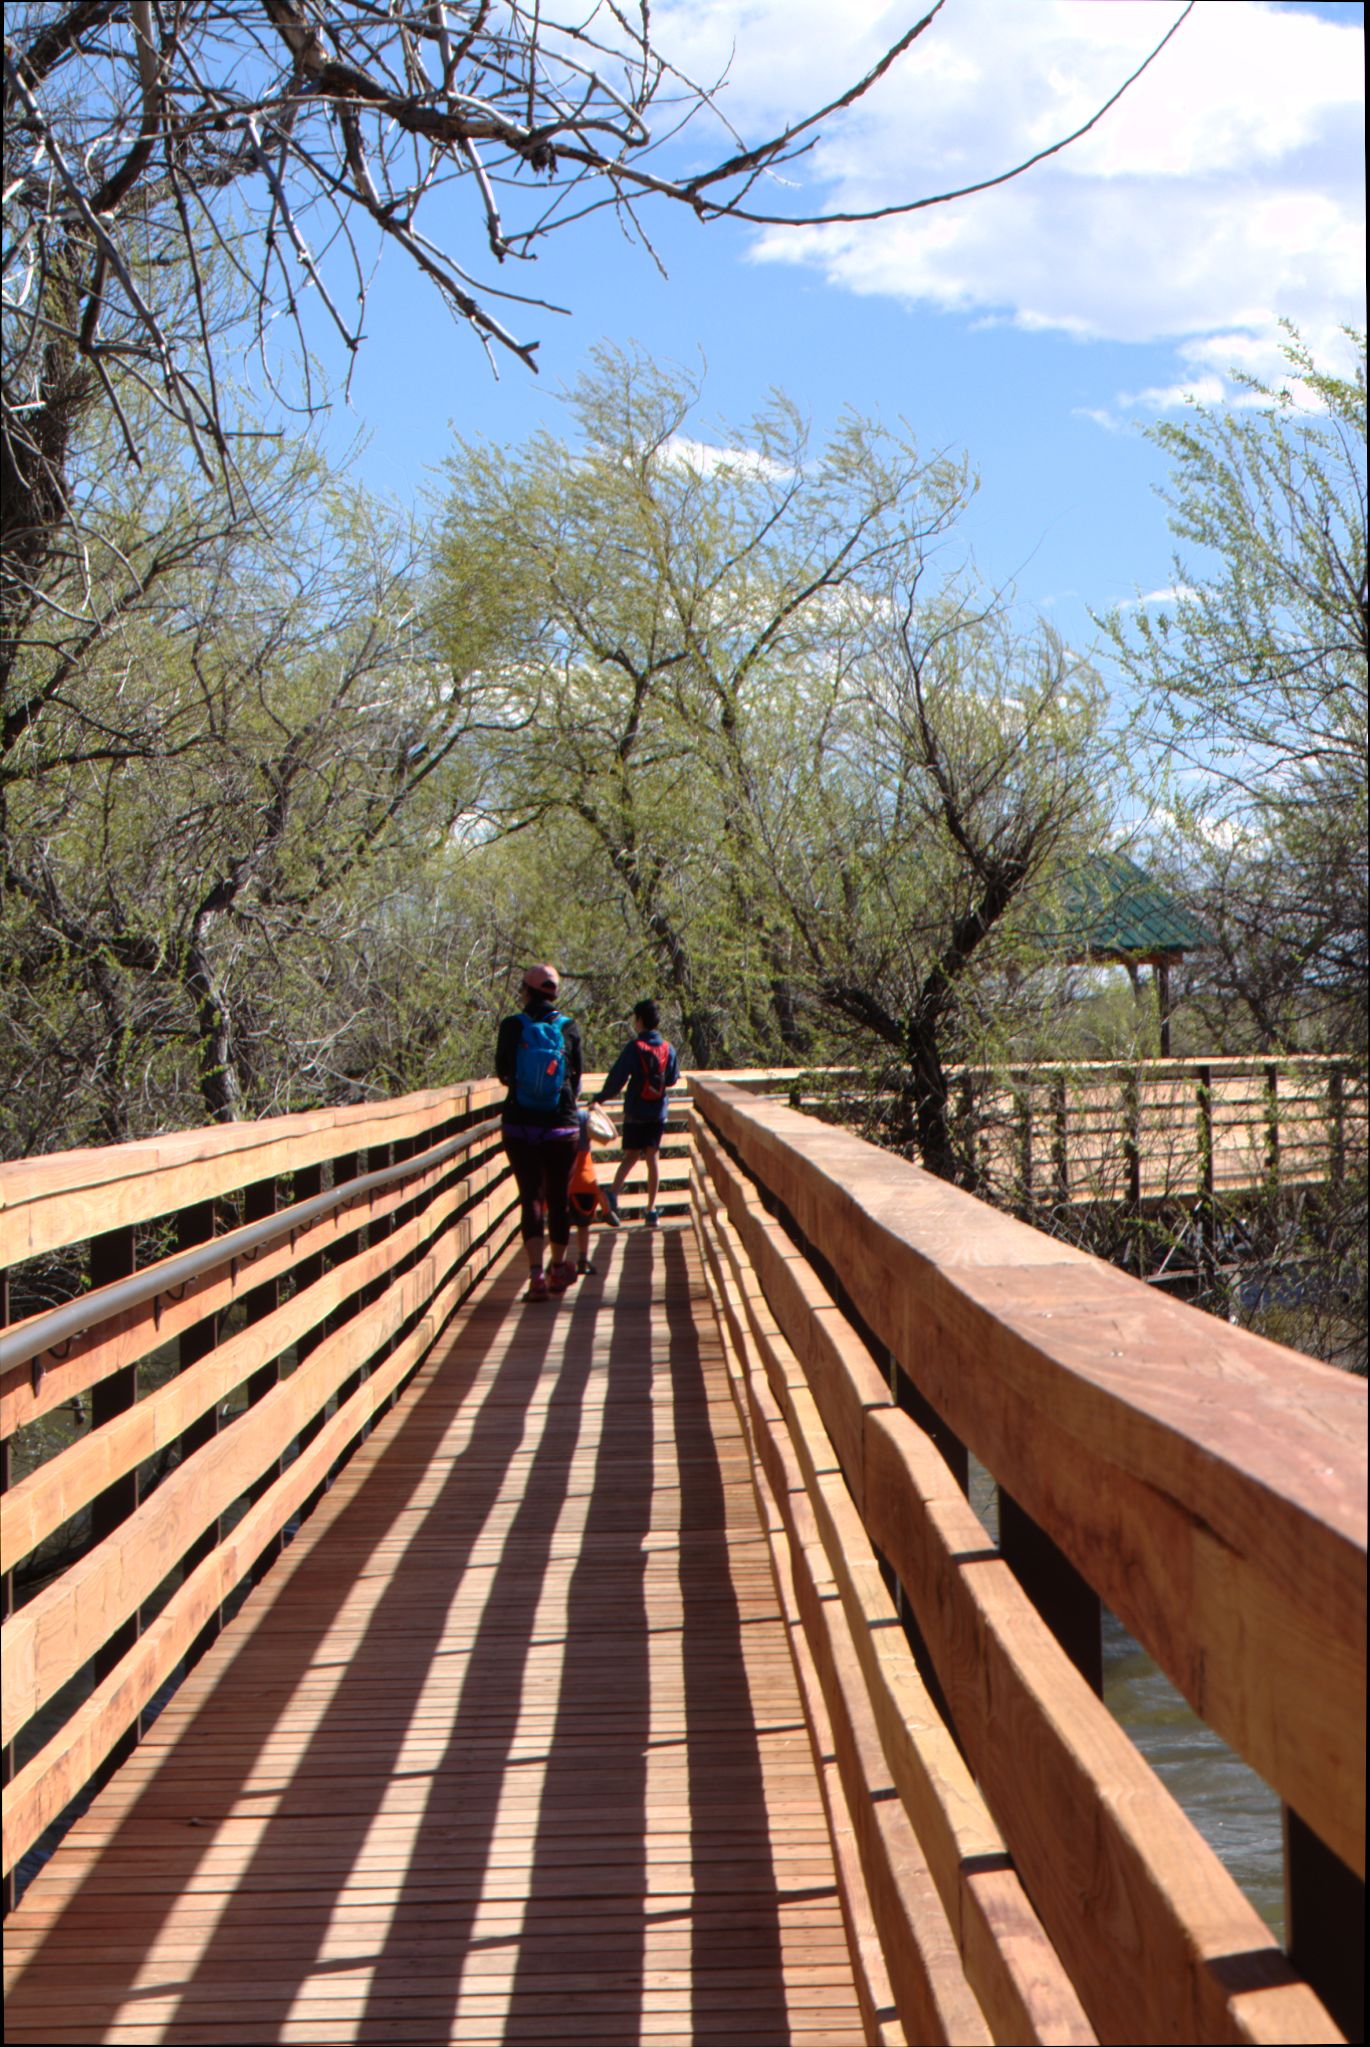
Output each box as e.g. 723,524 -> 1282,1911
748,1054 -> 1367,1210
2,1065 -> 1365,2044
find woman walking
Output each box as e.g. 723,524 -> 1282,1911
496,964 -> 584,1300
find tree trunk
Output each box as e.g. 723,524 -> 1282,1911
185,947 -> 242,1122
905,1009 -> 957,1182
607,842 -> 731,1068
768,969 -> 811,1057
1,250 -> 94,711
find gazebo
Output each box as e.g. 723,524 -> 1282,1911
1042,851 -> 1214,1056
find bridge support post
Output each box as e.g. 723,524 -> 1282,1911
89,1228 -> 141,1747
177,1200 -> 222,1668
291,1163 -> 330,1523
1124,1068 -> 1142,1214
60,1227 -> 146,1781
1328,1067 -> 1346,1186
325,1151 -> 367,1486
893,1363 -> 968,1495
2,1268 -> 12,1916
1051,1077 -> 1070,1203
1196,1065 -> 1217,1289
1283,1805 -> 1364,2041
1014,1074 -> 1034,1217
243,1177 -> 283,1575
998,1489 -> 1103,1695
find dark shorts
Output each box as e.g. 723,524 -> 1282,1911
568,1187 -> 598,1221
622,1119 -> 665,1153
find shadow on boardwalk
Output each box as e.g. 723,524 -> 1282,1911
4,1230 -> 852,2044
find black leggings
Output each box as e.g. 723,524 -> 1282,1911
503,1130 -> 578,1245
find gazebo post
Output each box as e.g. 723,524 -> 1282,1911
1156,958 -> 1172,1058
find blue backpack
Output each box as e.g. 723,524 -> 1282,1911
515,1012 -> 568,1111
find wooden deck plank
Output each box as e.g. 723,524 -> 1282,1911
3,1226 -> 866,2045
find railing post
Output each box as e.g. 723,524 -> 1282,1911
242,1177 -> 283,1574
88,1226 -> 141,1694
290,1163 -> 329,1523
1328,1067 -> 1346,1188
998,1489 -> 1103,1695
1,1266 -> 12,1916
381,1135 -> 420,1410
1197,1063 -> 1216,1289
1051,1075 -> 1069,1202
1014,1073 -> 1034,1217
1283,1805 -> 1365,2040
177,1200 -> 221,1667
361,1142 -> 393,1317
350,1142 -> 394,1430
955,1068 -> 979,1190
325,1152 -> 366,1486
893,1363 -> 968,1496
1123,1066 -> 1142,1213
1264,1061 -> 1280,1193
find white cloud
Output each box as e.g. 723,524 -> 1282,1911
656,433 -> 792,480
655,0 -> 1364,375
1116,374 -> 1229,412
1117,585 -> 1200,609
1072,405 -> 1124,432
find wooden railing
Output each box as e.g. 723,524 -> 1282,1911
723,1054 -> 1368,1208
688,1076 -> 1366,2045
2,1075 -> 1363,2042
0,1085 -> 692,1897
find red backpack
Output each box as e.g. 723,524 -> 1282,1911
635,1038 -> 671,1103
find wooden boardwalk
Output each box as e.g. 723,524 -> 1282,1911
3,1224 -> 865,2045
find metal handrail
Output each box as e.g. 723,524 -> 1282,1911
0,1116 -> 502,1379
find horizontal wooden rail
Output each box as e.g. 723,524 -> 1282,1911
0,1084 -> 502,1266
0,1119 -> 501,1389
688,1075 -> 1365,2044
0,1082 -> 519,1885
0,1082 -> 696,1893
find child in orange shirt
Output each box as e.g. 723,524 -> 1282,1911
568,1105 -> 617,1275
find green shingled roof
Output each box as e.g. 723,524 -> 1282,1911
1041,853 -> 1214,959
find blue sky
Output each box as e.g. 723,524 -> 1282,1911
316,0 -> 1364,679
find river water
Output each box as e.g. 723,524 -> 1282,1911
1102,1611 -> 1284,1936
966,1458 -> 1285,1938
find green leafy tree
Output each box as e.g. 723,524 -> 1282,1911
1,431 -> 502,1145
433,349 -> 1114,1175
1105,327 -> 1368,1053
432,345 -> 971,1067
768,591 -> 1110,1180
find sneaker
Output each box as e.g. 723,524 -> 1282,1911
577,1257 -> 598,1276
525,1270 -> 550,1301
603,1189 -> 621,1228
547,1260 -> 577,1293
644,1207 -> 660,1229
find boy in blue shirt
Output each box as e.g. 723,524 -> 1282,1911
594,1000 -> 681,1227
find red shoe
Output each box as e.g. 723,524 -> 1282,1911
547,1260 -> 577,1294
525,1270 -> 550,1301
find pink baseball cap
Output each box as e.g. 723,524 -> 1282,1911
522,963 -> 560,996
